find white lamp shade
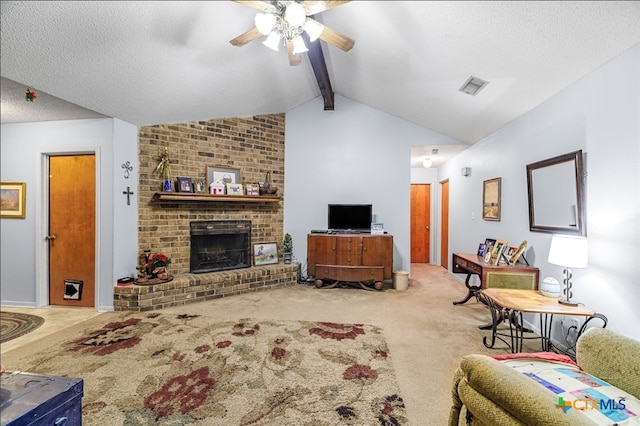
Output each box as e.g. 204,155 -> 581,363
304,19 -> 324,42
292,36 -> 308,54
255,13 -> 276,35
262,32 -> 281,51
548,235 -> 588,268
284,2 -> 306,27
423,158 -> 432,168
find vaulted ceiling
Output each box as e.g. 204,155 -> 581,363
2,1 -> 639,167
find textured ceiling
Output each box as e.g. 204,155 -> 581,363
2,1 -> 640,167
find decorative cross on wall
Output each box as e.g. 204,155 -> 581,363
121,161 -> 133,179
123,186 -> 134,205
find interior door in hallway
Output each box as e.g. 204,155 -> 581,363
411,184 -> 430,263
440,180 -> 450,269
48,155 -> 96,307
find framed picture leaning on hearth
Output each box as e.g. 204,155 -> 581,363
253,242 -> 278,266
207,166 -> 241,188
1,182 -> 26,219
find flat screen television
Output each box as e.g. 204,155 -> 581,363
328,204 -> 372,232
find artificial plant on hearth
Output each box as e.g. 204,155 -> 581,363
283,233 -> 293,264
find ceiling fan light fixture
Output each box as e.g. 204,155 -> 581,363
263,32 -> 281,51
292,35 -> 308,54
304,19 -> 324,42
255,13 -> 276,35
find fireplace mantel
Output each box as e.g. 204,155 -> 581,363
152,192 -> 281,203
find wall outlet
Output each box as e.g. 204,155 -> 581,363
570,317 -> 581,330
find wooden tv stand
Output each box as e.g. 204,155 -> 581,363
307,233 -> 393,291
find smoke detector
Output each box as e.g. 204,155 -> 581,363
459,76 -> 489,96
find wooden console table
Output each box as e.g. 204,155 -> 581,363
478,288 -> 605,354
452,253 -> 539,305
307,233 -> 393,291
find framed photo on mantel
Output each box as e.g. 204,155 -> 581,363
176,177 -> 193,193
207,166 -> 241,188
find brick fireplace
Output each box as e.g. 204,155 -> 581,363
137,114 -> 286,275
114,114 -> 299,311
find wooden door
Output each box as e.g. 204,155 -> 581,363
48,155 -> 96,307
440,180 -> 450,269
411,184 -> 430,263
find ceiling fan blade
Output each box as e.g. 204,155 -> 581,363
233,0 -> 276,13
286,40 -> 302,66
306,1 -> 351,15
230,27 -> 262,47
309,19 -> 354,52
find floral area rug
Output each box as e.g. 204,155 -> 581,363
5,312 -> 407,425
0,311 -> 45,343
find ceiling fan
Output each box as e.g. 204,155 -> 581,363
230,0 -> 354,66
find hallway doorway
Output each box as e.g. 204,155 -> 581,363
410,184 -> 431,263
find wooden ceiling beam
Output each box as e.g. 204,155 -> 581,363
303,33 -> 334,111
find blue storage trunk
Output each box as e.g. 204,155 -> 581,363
0,372 -> 83,426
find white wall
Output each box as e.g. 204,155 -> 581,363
284,95 -> 462,277
0,118 -> 138,311
439,44 -> 640,340
112,120 -> 139,283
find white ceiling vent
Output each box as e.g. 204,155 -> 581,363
459,76 -> 489,96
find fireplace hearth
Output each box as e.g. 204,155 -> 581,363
190,220 -> 251,274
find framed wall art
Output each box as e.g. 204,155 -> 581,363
206,166 -> 241,188
482,177 -> 501,221
253,242 -> 278,265
1,182 -> 26,219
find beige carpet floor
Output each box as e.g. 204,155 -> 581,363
1,264 -> 543,424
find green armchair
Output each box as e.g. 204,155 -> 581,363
449,328 -> 640,425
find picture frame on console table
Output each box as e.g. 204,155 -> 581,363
508,240 -> 528,266
489,239 -> 507,265
482,177 -> 501,221
206,166 -> 241,188
254,242 -> 278,266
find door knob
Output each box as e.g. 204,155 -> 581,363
425,226 -> 430,230
45,235 -> 57,240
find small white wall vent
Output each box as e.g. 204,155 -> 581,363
459,76 -> 489,96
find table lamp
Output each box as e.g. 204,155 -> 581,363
547,235 -> 588,306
